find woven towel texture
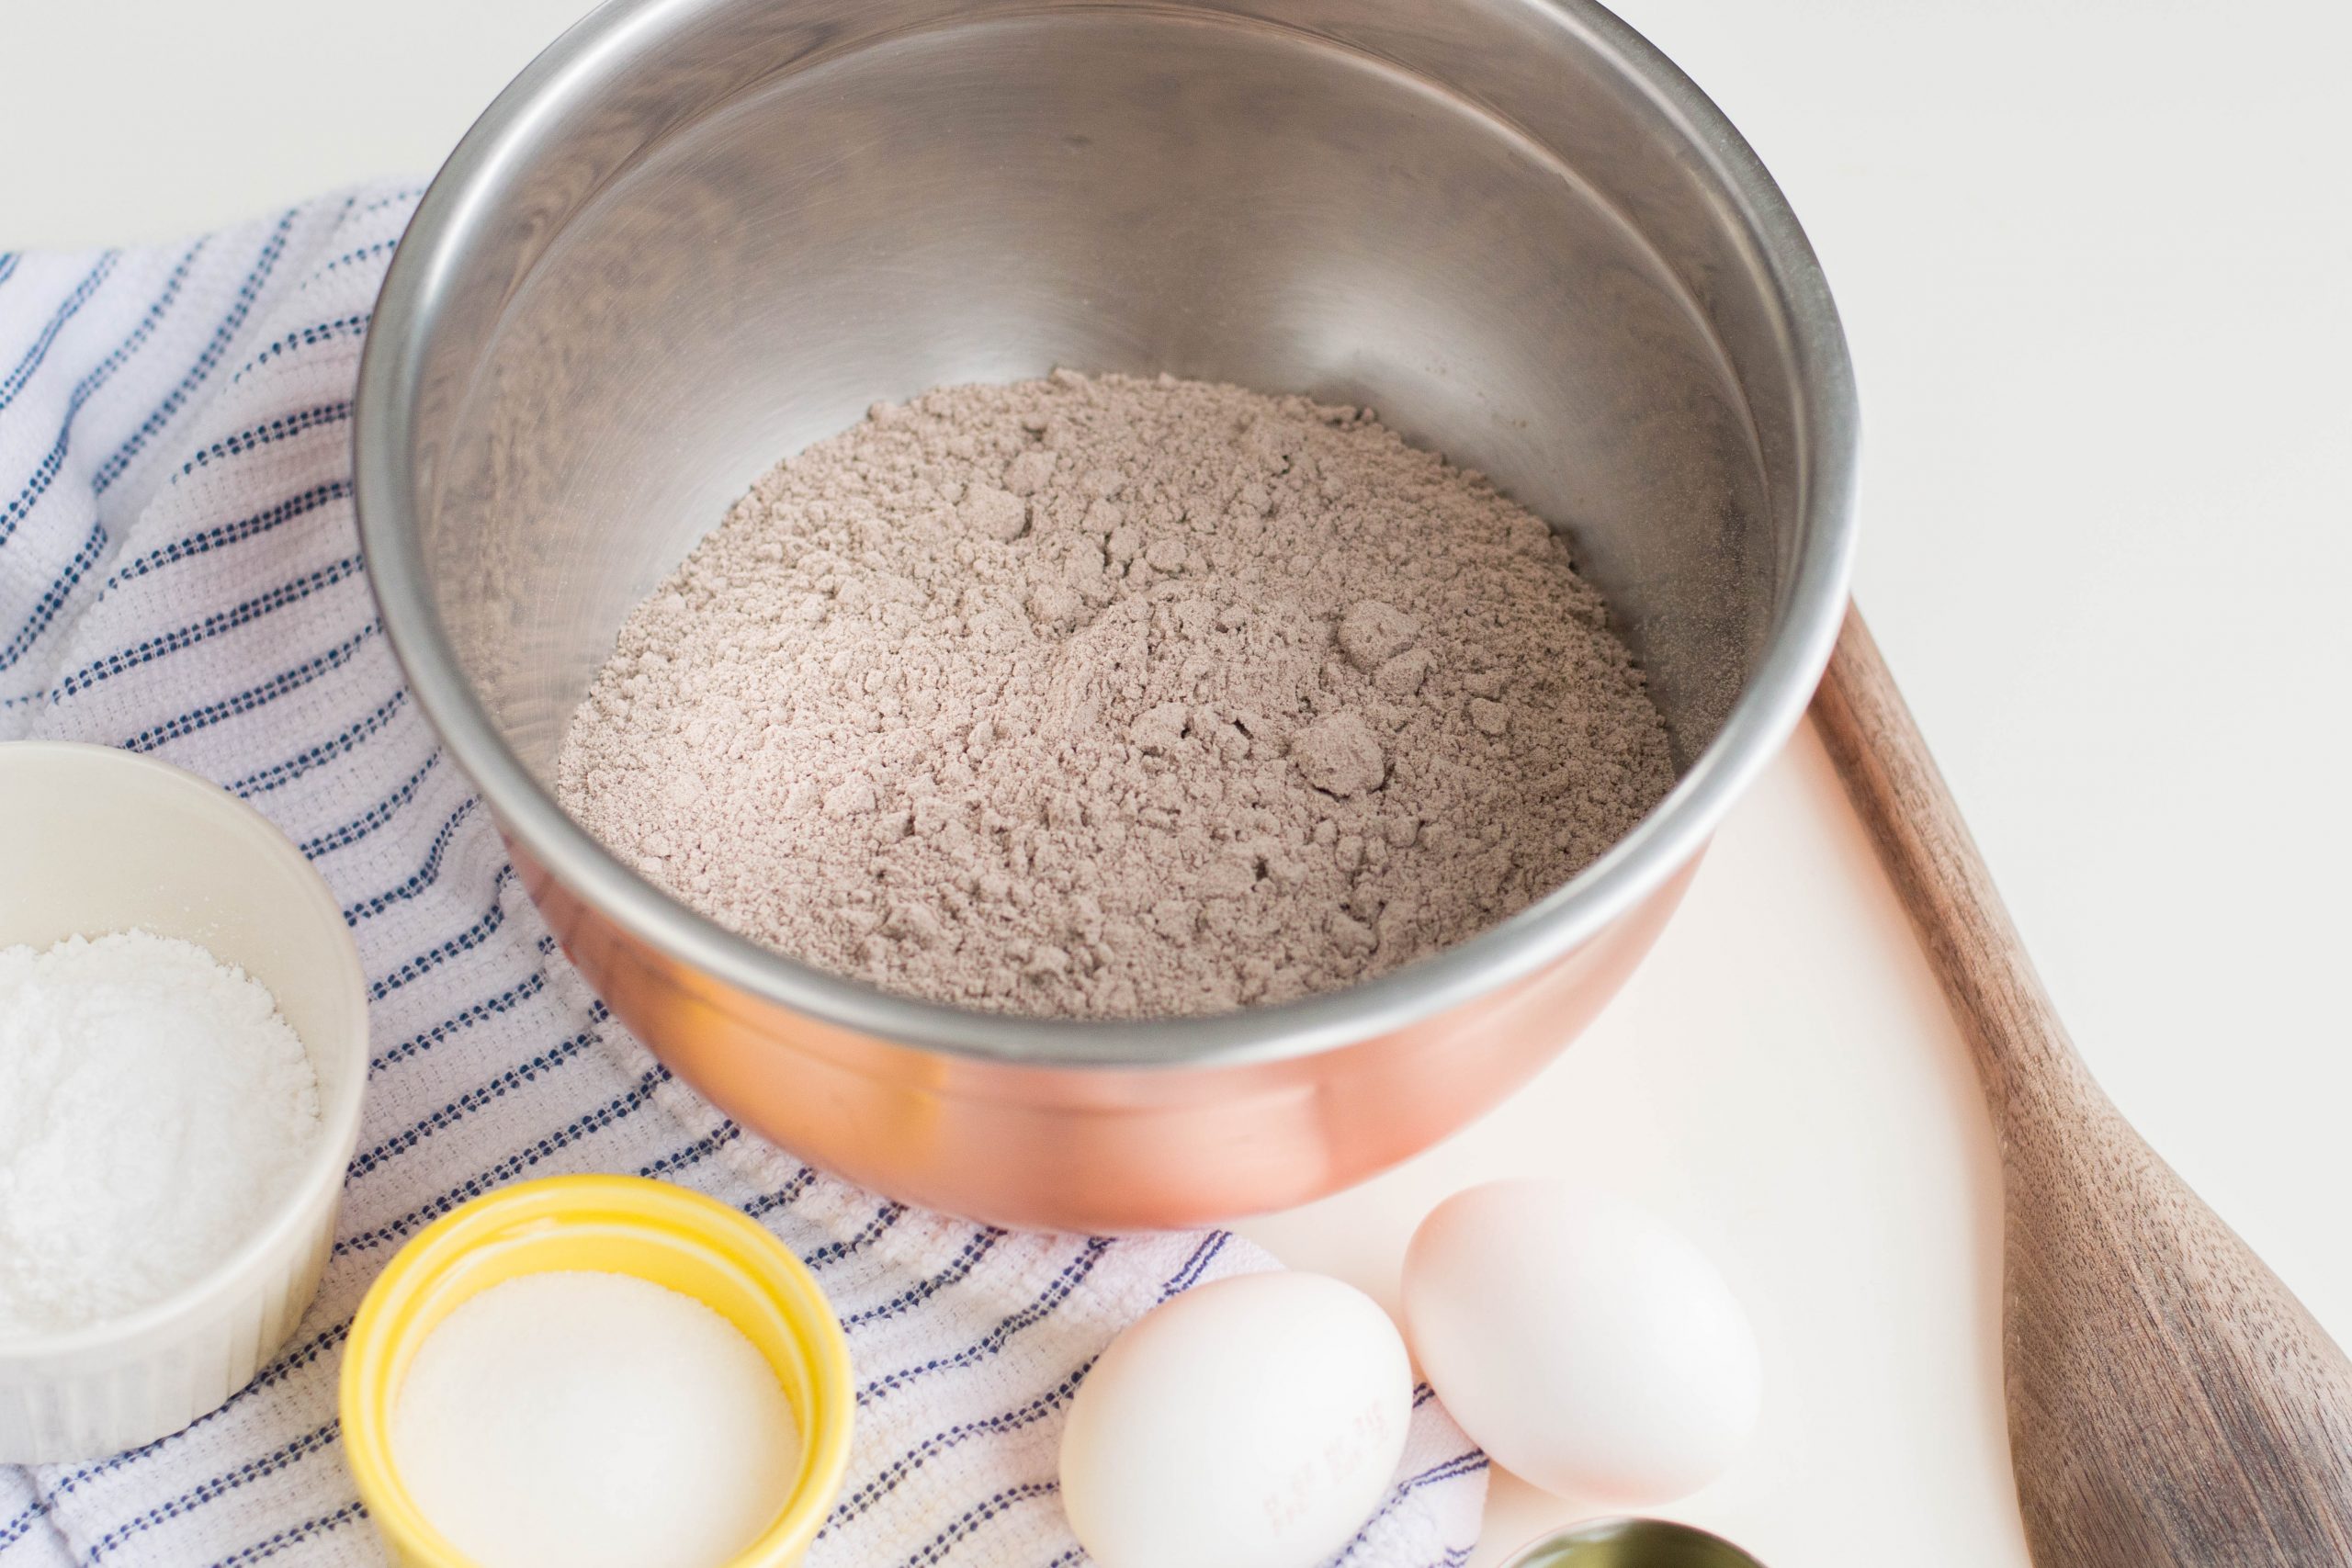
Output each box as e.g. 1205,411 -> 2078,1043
0,188 -> 1485,1568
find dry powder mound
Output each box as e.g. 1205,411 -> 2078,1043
0,930 -> 322,1337
555,371 -> 1677,1019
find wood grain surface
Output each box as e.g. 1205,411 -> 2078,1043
1812,603 -> 2352,1566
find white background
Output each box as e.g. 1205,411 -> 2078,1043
6,2 -> 2346,1564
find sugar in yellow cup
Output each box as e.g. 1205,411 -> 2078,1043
340,1174 -> 854,1568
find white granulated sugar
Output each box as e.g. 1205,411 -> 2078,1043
390,1270 -> 802,1568
0,930 -> 322,1338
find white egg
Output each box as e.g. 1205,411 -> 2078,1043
1058,1270 -> 1413,1568
1402,1180 -> 1761,1504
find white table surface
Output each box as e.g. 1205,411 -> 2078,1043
7,3 -> 2346,1564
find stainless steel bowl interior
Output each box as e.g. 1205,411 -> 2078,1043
358,0 -> 1855,1066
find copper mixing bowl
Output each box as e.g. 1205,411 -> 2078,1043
355,0 -> 1856,1229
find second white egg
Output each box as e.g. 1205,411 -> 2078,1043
1403,1180 -> 1761,1504
1059,1270 -> 1412,1568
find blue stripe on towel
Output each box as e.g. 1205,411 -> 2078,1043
0,254 -> 119,413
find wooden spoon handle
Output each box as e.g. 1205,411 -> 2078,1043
1807,604 -> 2077,1124
1812,601 -> 2352,1567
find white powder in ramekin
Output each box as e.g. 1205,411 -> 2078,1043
0,930 -> 322,1338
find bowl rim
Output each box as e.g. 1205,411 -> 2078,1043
336,1172 -> 857,1568
353,0 -> 1859,1069
0,740 -> 371,1362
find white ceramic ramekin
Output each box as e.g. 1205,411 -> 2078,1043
0,742 -> 369,1463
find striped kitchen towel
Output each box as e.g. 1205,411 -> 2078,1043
0,186 -> 1487,1568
